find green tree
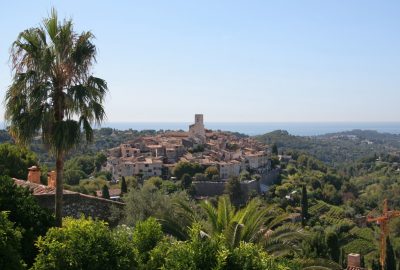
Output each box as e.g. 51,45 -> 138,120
132,218 -> 164,265
94,152 -> 107,171
0,212 -> 23,270
64,155 -> 96,175
123,184 -> 179,226
272,143 -> 278,155
193,173 -> 208,182
120,176 -> 128,194
371,259 -> 380,270
31,217 -> 136,270
0,175 -> 54,265
173,161 -> 203,179
385,236 -> 396,270
301,184 -> 309,226
200,196 -> 304,255
5,10 -> 108,227
64,169 -> 86,185
225,177 -> 244,207
205,166 -> 219,179
339,248 -> 346,268
0,143 -> 37,179
180,173 -> 192,190
102,184 -> 110,199
239,170 -> 251,181
162,223 -> 223,270
325,230 -> 340,263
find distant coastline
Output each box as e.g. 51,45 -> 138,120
1,121 -> 399,136
99,122 -> 400,136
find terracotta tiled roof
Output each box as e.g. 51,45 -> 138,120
347,267 -> 366,270
13,179 -> 76,195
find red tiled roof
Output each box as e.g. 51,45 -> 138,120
13,179 -> 76,195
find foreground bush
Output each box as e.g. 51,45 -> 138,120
31,216 -> 300,270
0,175 -> 54,265
0,211 -> 24,270
32,217 -> 136,270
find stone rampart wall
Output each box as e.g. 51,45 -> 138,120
34,193 -> 124,225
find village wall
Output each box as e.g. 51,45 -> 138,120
193,180 -> 260,198
34,193 -> 124,226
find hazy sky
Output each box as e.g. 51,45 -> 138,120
1,1 -> 399,123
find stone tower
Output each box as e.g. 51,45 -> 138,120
189,114 -> 206,143
195,114 -> 203,124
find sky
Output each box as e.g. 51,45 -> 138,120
0,1 -> 399,123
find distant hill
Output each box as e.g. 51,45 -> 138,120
255,129 -> 400,165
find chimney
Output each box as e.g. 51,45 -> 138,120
27,166 -> 41,184
347,253 -> 361,267
47,171 -> 57,188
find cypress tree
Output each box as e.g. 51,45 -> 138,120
301,184 -> 309,226
339,248 -> 346,268
360,254 -> 365,268
121,176 -> 128,194
371,259 -> 380,270
272,144 -> 278,155
385,236 -> 396,270
180,173 -> 192,190
102,185 -> 110,199
326,230 -> 340,263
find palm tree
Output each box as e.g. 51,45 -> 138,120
201,196 -> 305,254
162,196 -> 305,254
5,9 -> 107,227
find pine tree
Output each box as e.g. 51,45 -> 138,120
385,236 -> 396,270
301,184 -> 309,226
102,185 -> 110,199
121,176 -> 128,194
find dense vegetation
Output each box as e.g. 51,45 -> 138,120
256,129 -> 400,166
2,128 -> 400,269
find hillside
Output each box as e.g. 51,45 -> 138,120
255,129 -> 400,165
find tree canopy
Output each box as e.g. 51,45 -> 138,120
5,9 -> 108,227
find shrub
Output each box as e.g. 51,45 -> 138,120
32,217 -> 136,270
0,143 -> 37,179
0,175 -> 54,265
0,211 -> 24,270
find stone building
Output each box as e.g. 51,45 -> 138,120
189,114 -> 206,143
14,167 -> 124,225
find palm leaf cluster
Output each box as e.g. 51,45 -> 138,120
5,8 -> 107,152
201,196 -> 305,254
161,196 -> 305,256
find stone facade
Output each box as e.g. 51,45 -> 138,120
35,193 -> 124,225
14,179 -> 124,226
189,114 -> 206,143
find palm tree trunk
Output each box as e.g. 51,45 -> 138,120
55,151 -> 64,227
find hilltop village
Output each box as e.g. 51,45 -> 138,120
103,114 -> 272,181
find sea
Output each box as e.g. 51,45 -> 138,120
1,121 -> 399,136
98,122 -> 400,137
